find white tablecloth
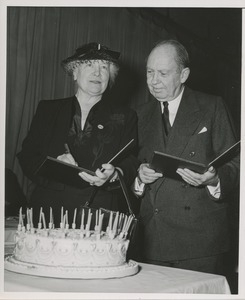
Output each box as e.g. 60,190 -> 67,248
4,224 -> 231,295
4,262 -> 231,294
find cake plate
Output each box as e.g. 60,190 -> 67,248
4,255 -> 139,279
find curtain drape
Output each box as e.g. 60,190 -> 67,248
6,7 -> 169,194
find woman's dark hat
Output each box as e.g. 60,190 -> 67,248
62,42 -> 120,74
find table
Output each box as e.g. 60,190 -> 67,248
4,263 -> 231,294
4,221 -> 231,295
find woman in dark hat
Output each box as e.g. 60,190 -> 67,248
17,42 -> 139,227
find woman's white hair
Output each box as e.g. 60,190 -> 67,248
66,59 -> 119,88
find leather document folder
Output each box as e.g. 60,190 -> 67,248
34,156 -> 95,189
151,141 -> 240,179
34,139 -> 135,189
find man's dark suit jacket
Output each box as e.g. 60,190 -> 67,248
137,86 -> 240,262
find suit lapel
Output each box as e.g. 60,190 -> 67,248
166,87 -> 203,156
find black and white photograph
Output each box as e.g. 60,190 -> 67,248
1,1 -> 244,299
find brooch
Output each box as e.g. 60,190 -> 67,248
98,124 -> 104,129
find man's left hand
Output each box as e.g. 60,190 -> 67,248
176,166 -> 219,187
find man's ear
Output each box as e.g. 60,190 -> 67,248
180,67 -> 190,84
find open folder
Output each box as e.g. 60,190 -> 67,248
150,141 -> 240,178
34,156 -> 95,189
34,139 -> 134,189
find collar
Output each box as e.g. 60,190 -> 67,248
160,87 -> 185,125
161,86 -> 185,111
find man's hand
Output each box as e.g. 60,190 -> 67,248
176,166 -> 219,187
79,163 -> 115,187
138,163 -> 163,184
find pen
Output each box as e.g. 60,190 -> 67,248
64,143 -> 71,154
100,139 -> 134,172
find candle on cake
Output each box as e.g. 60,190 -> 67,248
38,207 -> 43,229
72,208 -> 77,229
80,209 -> 85,231
49,207 -> 53,229
60,206 -> 64,229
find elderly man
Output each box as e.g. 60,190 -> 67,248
135,39 -> 240,275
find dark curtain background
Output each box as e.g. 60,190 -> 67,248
5,7 -> 241,292
6,7 -> 241,196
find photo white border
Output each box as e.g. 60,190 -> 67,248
0,1 -> 244,299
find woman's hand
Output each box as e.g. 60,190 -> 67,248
79,163 -> 116,187
57,153 -> 78,166
176,166 -> 219,187
138,163 -> 163,184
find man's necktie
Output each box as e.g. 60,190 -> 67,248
162,101 -> 171,136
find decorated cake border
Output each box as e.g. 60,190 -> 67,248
5,255 -> 139,279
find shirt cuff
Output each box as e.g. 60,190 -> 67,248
133,176 -> 145,196
109,167 -> 122,183
207,180 -> 221,199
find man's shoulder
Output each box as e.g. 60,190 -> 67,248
184,86 -> 224,112
186,86 -> 222,102
136,98 -> 156,115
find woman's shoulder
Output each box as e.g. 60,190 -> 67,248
38,96 -> 74,106
36,97 -> 75,113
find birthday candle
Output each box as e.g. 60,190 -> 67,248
125,215 -> 133,232
39,207 -> 43,224
88,211 -> 92,229
61,206 -> 63,223
95,210 -> 98,227
112,212 -> 119,232
73,208 -> 77,224
30,208 -> 33,228
118,213 -> 123,231
99,214 -> 104,232
28,208 -> 31,225
108,211 -> 113,230
122,215 -> 128,232
50,207 -> 52,224
66,210 -> 68,225
19,207 -> 22,225
80,209 -> 85,230
88,209 -> 91,226
26,208 -> 29,225
42,212 -> 46,229
86,211 -> 92,230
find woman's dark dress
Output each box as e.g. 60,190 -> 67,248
17,96 -> 139,226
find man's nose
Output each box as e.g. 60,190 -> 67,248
151,72 -> 159,84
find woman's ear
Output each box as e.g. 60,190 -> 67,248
180,67 -> 190,84
73,69 -> 78,81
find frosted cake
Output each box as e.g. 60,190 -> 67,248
5,207 -> 139,278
